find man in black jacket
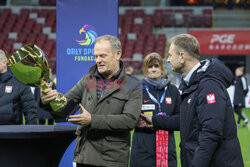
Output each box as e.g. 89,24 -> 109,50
233,66 -> 248,127
167,34 -> 243,167
0,49 -> 38,125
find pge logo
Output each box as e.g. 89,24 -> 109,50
76,24 -> 98,46
210,34 -> 235,44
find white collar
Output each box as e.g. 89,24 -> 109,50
184,62 -> 201,85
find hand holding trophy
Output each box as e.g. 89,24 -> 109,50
5,44 -> 67,111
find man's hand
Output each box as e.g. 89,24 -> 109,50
140,113 -> 153,125
137,117 -> 148,127
68,104 -> 91,125
40,82 -> 58,104
137,113 -> 153,128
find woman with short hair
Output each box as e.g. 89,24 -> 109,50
130,52 -> 181,167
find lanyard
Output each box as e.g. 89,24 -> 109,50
144,85 -> 168,112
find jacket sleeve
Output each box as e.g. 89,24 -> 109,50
192,80 -> 226,167
152,85 -> 181,131
21,86 -> 38,124
65,76 -> 86,102
39,77 -> 84,121
90,80 -> 142,131
241,76 -> 248,96
49,76 -> 86,121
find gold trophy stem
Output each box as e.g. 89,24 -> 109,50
41,82 -> 68,112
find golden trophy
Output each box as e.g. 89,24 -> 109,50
5,44 -> 67,111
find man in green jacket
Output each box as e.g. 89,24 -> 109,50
41,35 -> 142,167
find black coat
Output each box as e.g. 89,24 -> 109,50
130,79 -> 181,167
179,59 -> 243,167
0,71 -> 38,124
233,75 -> 248,107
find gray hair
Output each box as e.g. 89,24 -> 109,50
170,34 -> 200,60
0,49 -> 7,61
95,35 -> 122,53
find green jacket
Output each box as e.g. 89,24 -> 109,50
65,63 -> 142,167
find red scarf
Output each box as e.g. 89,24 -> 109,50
156,129 -> 169,167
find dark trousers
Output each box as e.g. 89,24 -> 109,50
234,105 -> 246,124
39,119 -> 54,125
77,164 -> 98,167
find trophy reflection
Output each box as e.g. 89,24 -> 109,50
6,44 -> 67,111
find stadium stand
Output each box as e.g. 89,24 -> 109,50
118,7 -> 213,73
0,7 -> 57,73
0,1 -> 215,74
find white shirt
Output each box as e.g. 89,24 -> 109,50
184,62 -> 201,86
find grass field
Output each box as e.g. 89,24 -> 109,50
174,108 -> 250,167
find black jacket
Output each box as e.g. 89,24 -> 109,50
130,78 -> 181,167
0,71 -> 38,124
233,75 -> 248,107
179,59 -> 243,167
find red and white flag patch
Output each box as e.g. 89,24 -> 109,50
165,97 -> 172,104
206,93 -> 216,104
5,86 -> 12,93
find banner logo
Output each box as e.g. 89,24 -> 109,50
189,30 -> 250,55
75,24 -> 98,46
67,24 -> 97,61
210,34 -> 235,44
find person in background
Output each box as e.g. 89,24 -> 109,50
167,34 -> 243,167
125,66 -> 134,75
233,66 -> 248,127
130,52 -> 181,167
40,35 -> 142,167
31,68 -> 56,125
0,49 -> 38,125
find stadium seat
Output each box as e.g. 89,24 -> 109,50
132,0 -> 140,6
50,0 -> 56,6
33,24 -> 43,34
132,24 -> 142,35
31,8 -> 39,14
3,39 -> 14,54
203,9 -> 212,27
40,0 -> 49,6
135,9 -> 144,18
122,0 -> 131,6
2,8 -> 11,17
163,9 -> 174,27
119,14 -> 124,28
183,9 -> 193,27
174,9 -> 184,27
17,33 -> 27,43
191,15 -> 203,27
39,9 -> 49,18
0,38 -> 5,48
154,9 -> 163,27
125,9 -> 134,17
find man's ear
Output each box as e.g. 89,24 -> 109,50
180,52 -> 185,64
115,50 -> 122,61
